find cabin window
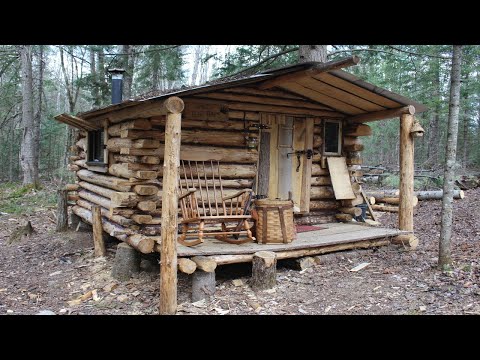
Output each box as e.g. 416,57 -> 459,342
323,120 -> 342,156
87,130 -> 106,165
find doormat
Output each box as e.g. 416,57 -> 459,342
295,225 -> 326,233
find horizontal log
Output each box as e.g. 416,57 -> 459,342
72,205 -> 136,246
347,105 -> 415,124
309,200 -> 339,210
339,207 -> 362,216
67,194 -> 79,201
109,163 -> 157,180
161,163 -> 256,179
106,138 -> 160,152
310,176 -> 332,186
134,185 -> 159,196
310,186 -> 335,199
371,204 -> 399,212
365,190 -> 400,197
127,235 -> 156,254
125,162 -> 161,171
178,258 -> 196,274
311,164 -> 329,176
205,238 -> 390,265
191,256 -> 217,272
313,135 -> 322,148
79,181 -> 116,199
76,137 -> 87,151
414,190 -> 464,200
336,213 -> 353,222
346,158 -> 363,165
137,200 -> 157,212
74,159 -> 87,169
76,169 -> 132,192
78,189 -> 112,209
67,164 -> 80,172
294,214 -> 337,225
121,129 -> 250,147
375,196 -> 418,207
151,117 -> 249,131
65,184 -> 79,191
111,192 -> 141,207
179,145 -> 258,163
76,198 -> 133,226
341,193 -> 364,207
107,119 -> 152,137
113,154 -> 161,165
344,124 -> 372,136
131,214 -> 154,224
228,110 -> 260,121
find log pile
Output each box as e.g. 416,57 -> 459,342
364,190 -> 465,213
67,101 -> 260,251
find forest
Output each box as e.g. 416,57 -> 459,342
0,45 -> 479,186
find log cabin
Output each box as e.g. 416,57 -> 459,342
54,56 -> 427,312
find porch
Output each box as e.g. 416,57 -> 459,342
177,223 -> 407,264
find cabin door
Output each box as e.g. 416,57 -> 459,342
257,114 -> 314,213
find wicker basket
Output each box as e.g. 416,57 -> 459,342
254,199 -> 295,244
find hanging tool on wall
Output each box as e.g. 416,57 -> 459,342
287,149 -> 318,172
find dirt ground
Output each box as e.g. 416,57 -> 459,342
0,188 -> 479,315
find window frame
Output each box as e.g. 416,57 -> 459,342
322,119 -> 342,156
86,129 -> 107,167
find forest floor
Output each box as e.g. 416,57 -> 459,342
0,185 -> 479,315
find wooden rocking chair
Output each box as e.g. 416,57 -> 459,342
178,159 -> 256,247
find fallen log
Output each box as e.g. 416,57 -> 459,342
371,204 -> 399,213
415,190 -> 464,200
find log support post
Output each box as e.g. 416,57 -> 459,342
394,113 -> 418,249
159,97 -> 184,315
191,270 -> 216,302
251,251 -> 277,291
92,205 -> 106,257
111,243 -> 141,281
56,189 -> 68,232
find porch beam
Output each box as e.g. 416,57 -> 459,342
346,105 -> 415,124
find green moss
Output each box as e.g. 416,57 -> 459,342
0,182 -> 57,215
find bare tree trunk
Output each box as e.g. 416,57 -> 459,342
34,45 -> 44,179
427,58 -> 440,166
97,47 -> 108,104
439,45 -> 463,270
90,47 -> 100,106
121,45 -> 135,99
462,73 -> 469,169
191,45 -> 202,85
19,45 -> 39,188
298,45 -> 327,63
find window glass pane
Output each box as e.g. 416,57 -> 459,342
324,121 -> 340,153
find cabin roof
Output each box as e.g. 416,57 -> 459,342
63,59 -> 427,126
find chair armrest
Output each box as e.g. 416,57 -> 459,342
179,188 -> 197,200
222,189 -> 252,201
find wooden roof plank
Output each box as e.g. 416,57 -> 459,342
197,91 -> 336,111
314,73 -> 402,108
299,77 -> 387,112
280,82 -> 366,115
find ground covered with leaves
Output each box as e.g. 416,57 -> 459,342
0,185 -> 479,315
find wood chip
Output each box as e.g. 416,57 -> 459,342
214,307 -> 230,315
49,271 -> 63,277
92,289 -> 100,301
67,299 -> 82,306
79,290 -> 93,301
232,279 -> 243,287
103,283 -> 118,292
349,262 -> 371,272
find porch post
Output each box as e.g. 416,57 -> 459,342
394,112 -> 418,248
159,97 -> 184,315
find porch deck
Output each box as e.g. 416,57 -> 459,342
177,223 -> 407,263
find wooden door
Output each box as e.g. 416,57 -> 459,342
257,114 -> 314,213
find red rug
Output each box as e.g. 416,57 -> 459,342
295,225 -> 326,233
